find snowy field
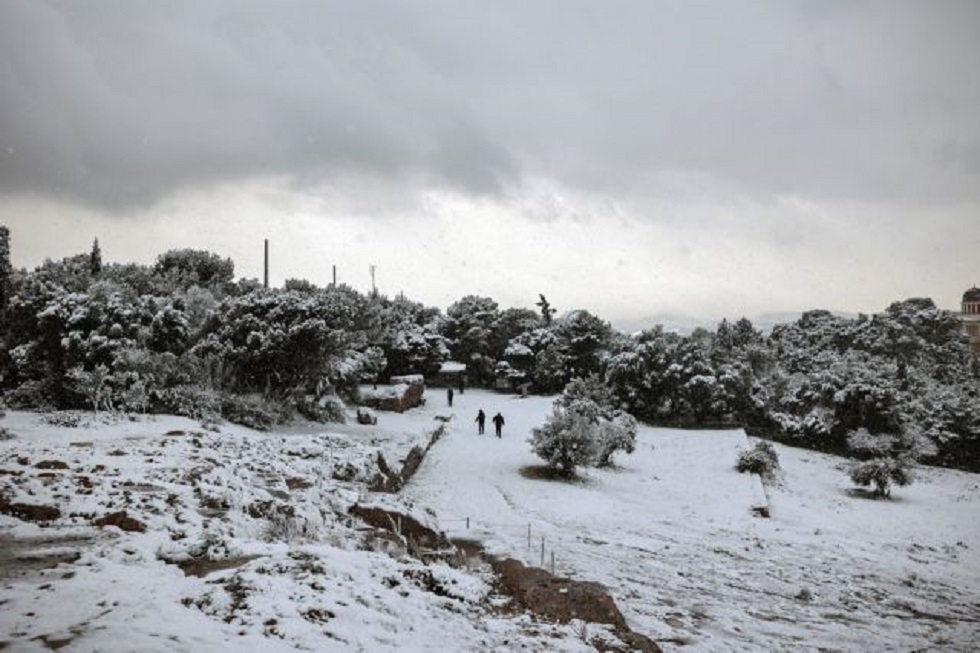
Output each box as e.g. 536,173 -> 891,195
1,388 -> 979,651
404,390 -> 980,651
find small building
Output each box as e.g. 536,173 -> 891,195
431,361 -> 467,389
359,375 -> 425,413
961,287 -> 980,356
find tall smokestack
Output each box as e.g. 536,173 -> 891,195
332,265 -> 336,287
264,239 -> 269,288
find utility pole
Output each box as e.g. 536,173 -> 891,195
263,239 -> 269,288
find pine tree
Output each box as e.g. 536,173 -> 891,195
90,238 -> 103,276
536,294 -> 556,326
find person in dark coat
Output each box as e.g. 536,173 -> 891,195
475,409 -> 486,435
492,412 -> 505,438
447,387 -> 454,407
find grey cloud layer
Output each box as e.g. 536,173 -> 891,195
1,0 -> 978,209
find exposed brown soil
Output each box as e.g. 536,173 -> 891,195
32,634 -> 75,650
451,538 -> 660,653
285,476 -> 312,490
34,460 -> 69,470
0,501 -> 61,522
369,453 -> 403,492
175,555 -> 262,578
491,557 -> 661,652
92,511 -> 147,533
348,504 -> 447,550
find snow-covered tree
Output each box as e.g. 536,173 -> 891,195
553,309 -> 612,380
193,290 -> 358,395
90,238 -> 103,276
364,293 -> 447,380
67,363 -> 112,414
442,295 -> 500,385
593,411 -> 638,467
529,376 -> 637,474
491,307 -> 541,358
283,278 -> 318,293
536,294 -> 556,325
153,249 -> 234,293
845,428 -> 934,498
529,401 -> 599,476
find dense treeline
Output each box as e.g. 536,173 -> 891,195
0,236 -> 977,470
606,304 -> 980,471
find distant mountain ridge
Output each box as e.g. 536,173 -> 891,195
613,310 -> 859,336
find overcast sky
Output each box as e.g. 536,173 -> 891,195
2,0 -> 978,328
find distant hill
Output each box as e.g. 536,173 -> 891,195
613,310 -> 859,336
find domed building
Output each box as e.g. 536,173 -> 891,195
962,287 -> 980,355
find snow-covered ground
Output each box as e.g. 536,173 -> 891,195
0,405 -> 600,652
2,389 -> 979,651
404,390 -> 980,651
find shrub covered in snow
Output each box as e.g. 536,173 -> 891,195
529,402 -> 598,476
154,385 -> 221,421
298,393 -> 347,424
736,440 -> 781,483
848,458 -> 914,499
529,376 -> 638,475
845,428 -> 934,498
220,394 -> 292,431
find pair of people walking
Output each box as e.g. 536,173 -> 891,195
475,409 -> 504,438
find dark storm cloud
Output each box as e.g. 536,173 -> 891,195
1,0 -> 978,209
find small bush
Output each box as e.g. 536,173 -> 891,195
5,381 -> 54,411
795,587 -> 813,602
593,413 -> 637,468
297,394 -> 346,424
845,428 -> 929,499
0,427 -> 14,441
736,440 -> 781,483
220,394 -> 292,431
848,457 -> 914,499
262,512 -> 319,543
154,385 -> 221,421
42,411 -> 85,428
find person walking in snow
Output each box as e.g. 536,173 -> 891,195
492,412 -> 505,438
475,409 -> 486,435
447,387 -> 454,407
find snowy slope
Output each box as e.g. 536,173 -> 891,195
2,389 -> 979,652
403,389 -> 980,651
0,406 -> 598,652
